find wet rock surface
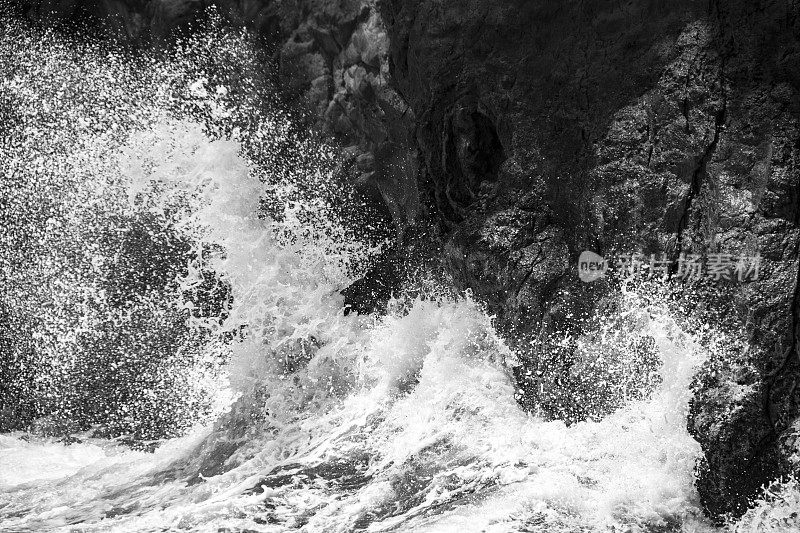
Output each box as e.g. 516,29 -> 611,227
378,0 -> 800,519
11,0 -> 800,520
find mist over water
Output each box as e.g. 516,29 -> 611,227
0,13 -> 795,533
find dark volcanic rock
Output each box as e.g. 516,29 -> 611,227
378,0 -> 800,520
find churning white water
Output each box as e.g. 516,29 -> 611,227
0,14 -> 797,533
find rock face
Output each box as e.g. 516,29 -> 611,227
10,0 -> 800,520
377,0 -> 800,519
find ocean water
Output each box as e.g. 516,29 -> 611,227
0,14 -> 797,533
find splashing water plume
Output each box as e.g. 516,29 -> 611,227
1,11 -> 794,533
